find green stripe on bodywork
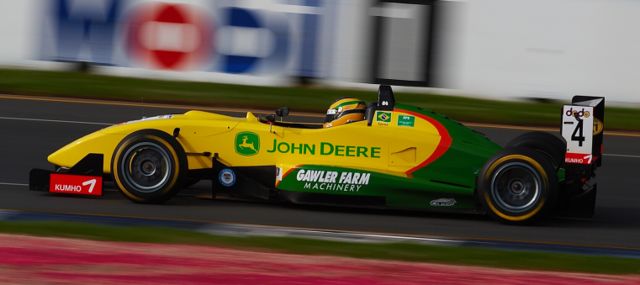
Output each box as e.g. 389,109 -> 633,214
278,165 -> 478,211
557,168 -> 566,182
395,104 -> 502,193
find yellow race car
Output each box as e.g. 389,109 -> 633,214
29,85 -> 605,224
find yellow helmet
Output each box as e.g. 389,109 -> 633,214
323,98 -> 367,128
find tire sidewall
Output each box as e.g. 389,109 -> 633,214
478,148 -> 558,224
112,130 -> 187,203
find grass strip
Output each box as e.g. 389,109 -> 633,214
0,69 -> 638,130
0,220 -> 638,275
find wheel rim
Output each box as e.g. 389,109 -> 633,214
490,162 -> 541,213
120,142 -> 172,193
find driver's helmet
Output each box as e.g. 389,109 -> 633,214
323,98 -> 367,128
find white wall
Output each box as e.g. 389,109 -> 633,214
0,0 -> 40,65
451,0 -> 640,103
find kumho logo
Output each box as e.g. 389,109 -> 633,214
235,132 -> 260,156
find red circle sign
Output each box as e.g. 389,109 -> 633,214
127,3 -> 212,70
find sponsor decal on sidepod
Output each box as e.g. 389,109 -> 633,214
430,198 -> 456,207
296,169 -> 370,192
267,140 -> 382,158
219,169 -> 237,187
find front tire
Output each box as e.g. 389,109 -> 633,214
478,148 -> 557,224
112,130 -> 187,203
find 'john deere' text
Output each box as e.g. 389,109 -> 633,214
266,139 -> 381,158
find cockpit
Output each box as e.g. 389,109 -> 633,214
256,85 -> 396,129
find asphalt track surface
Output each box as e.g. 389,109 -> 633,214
0,96 -> 639,249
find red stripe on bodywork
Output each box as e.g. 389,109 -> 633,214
396,109 -> 452,176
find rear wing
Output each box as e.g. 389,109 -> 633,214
561,96 -> 605,168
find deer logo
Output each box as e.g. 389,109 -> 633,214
239,136 -> 256,151
235,132 -> 260,156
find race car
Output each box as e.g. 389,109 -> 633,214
29,85 -> 605,224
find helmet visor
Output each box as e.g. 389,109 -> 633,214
324,108 -> 338,123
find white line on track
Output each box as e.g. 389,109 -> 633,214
0,182 -> 28,187
603,153 -> 640,159
0,116 -> 112,126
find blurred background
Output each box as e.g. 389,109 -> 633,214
1,0 -> 639,104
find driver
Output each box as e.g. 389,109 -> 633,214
323,98 -> 367,128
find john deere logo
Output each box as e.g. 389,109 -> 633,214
235,132 -> 260,156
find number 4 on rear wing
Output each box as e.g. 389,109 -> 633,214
561,96 -> 605,167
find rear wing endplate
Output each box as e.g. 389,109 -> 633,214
561,96 -> 605,167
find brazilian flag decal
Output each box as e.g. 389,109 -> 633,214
375,111 -> 392,125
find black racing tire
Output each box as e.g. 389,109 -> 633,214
478,148 -> 558,224
506,131 -> 566,170
111,130 -> 187,203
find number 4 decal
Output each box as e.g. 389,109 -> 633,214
571,117 -> 585,147
562,105 -> 594,165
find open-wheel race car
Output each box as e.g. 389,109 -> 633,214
30,85 -> 605,224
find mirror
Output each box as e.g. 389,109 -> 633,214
261,107 -> 289,124
275,107 -> 289,118
265,114 -> 276,122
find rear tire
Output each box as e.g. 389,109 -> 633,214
112,130 -> 187,203
506,131 -> 565,169
478,148 -> 558,224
